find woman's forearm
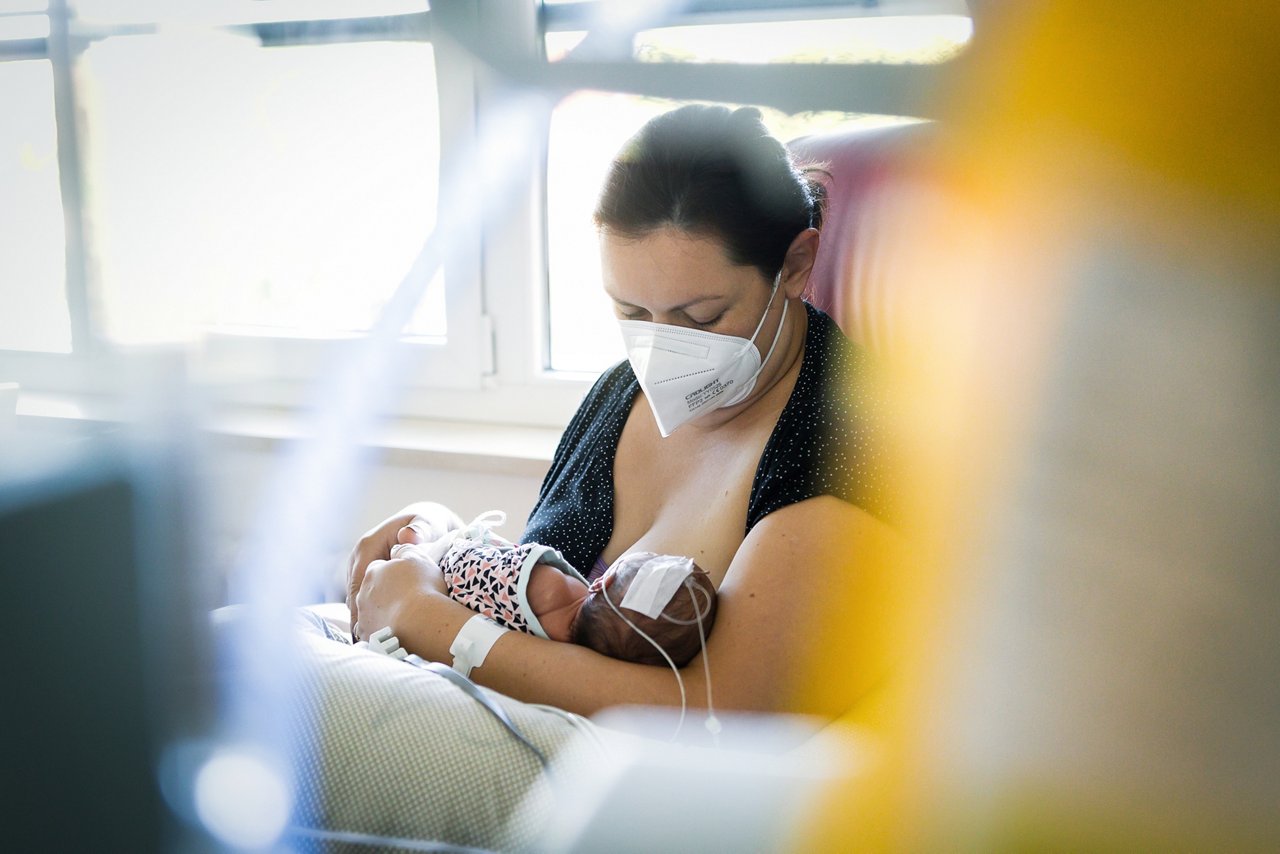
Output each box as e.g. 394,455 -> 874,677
388,588 -> 474,665
380,497 -> 900,721
476,628 -> 694,716
393,589 -> 699,717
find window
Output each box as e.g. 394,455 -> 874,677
542,3 -> 971,373
0,53 -> 68,353
3,0 -> 490,396
3,0 -> 971,424
81,32 -> 444,345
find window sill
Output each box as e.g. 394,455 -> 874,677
14,391 -> 560,478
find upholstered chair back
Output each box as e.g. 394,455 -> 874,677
789,122 -> 935,355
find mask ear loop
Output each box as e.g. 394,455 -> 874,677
737,270 -> 783,355
729,271 -> 788,405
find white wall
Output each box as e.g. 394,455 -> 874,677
204,439 -> 548,604
9,398 -> 555,606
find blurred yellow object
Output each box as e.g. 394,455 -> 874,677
955,1 -> 1280,231
794,2 -> 1280,851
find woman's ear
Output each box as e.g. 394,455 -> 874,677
782,227 -> 820,299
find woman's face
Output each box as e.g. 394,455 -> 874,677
600,226 -> 778,337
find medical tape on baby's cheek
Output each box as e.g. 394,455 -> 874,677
619,555 -> 695,618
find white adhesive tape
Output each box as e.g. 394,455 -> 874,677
618,554 -> 695,619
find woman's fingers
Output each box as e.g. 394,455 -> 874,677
346,519 -> 411,623
346,543 -> 378,624
346,504 -> 457,638
359,559 -> 389,599
352,558 -> 388,639
348,514 -> 453,640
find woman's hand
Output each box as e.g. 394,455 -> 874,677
351,544 -> 448,643
346,502 -> 464,633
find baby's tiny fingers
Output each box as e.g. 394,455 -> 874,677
397,520 -> 431,544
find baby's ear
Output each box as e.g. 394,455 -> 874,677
588,572 -> 615,594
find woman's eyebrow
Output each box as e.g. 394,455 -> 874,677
608,293 -> 724,312
670,295 -> 724,312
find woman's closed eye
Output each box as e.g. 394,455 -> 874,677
614,302 -> 725,328
687,310 -> 725,328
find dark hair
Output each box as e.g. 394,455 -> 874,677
593,104 -> 827,283
572,555 -> 719,667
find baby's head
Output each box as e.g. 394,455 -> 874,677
572,552 -> 718,667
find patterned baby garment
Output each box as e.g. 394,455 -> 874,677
440,536 -> 584,639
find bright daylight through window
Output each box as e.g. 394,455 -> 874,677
2,0 -> 453,385
543,10 -> 970,373
3,0 -> 970,417
82,34 -> 443,345
0,52 -> 68,353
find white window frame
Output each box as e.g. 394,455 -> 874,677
0,0 -> 592,428
2,0 -> 962,432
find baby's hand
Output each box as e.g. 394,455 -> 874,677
397,520 -> 432,545
389,541 -> 428,559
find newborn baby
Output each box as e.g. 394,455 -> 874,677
405,518 -> 717,667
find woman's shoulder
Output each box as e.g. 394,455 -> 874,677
801,301 -> 866,375
794,301 -> 878,415
561,359 -> 636,440
540,358 -> 635,489
589,358 -> 638,398
526,361 -> 633,570
748,301 -> 895,526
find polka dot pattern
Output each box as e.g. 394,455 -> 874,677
523,302 -> 892,573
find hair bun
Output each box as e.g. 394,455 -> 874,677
595,103 -> 819,279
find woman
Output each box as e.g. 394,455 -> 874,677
348,105 -> 899,720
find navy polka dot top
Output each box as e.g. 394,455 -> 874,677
521,302 -> 892,573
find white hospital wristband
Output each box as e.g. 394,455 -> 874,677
448,615 -> 509,678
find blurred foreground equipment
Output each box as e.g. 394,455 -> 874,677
797,2 -> 1280,850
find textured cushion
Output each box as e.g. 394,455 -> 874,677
214,606 -> 604,853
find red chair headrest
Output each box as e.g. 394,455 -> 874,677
789,122 -> 934,354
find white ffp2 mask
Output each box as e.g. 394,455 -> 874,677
619,273 -> 787,437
